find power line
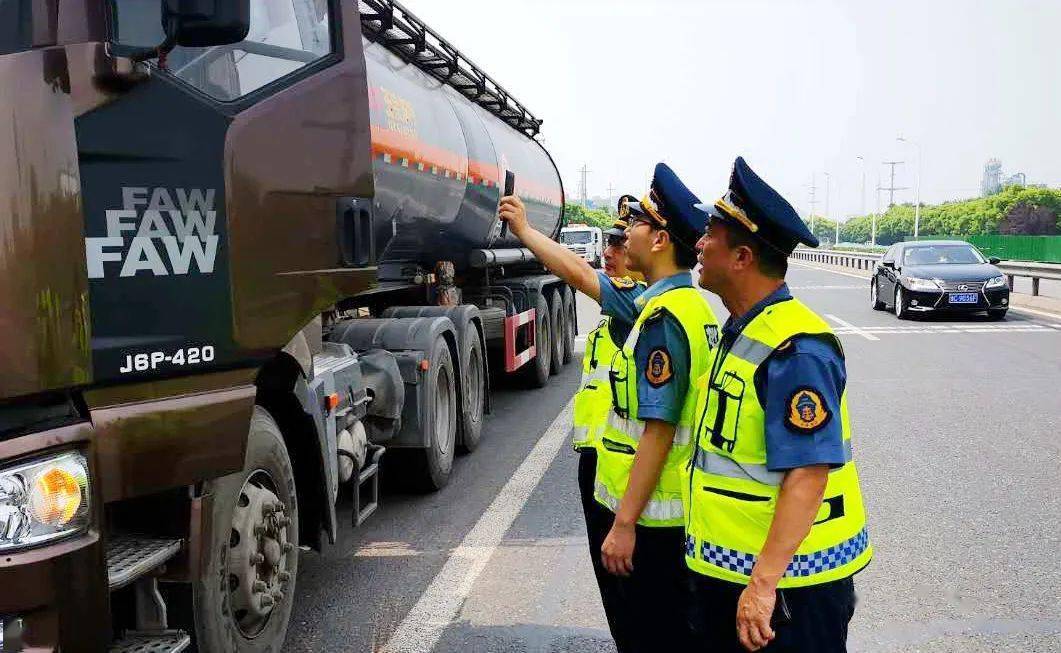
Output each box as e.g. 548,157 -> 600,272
880,161 -> 907,207
578,164 -> 591,208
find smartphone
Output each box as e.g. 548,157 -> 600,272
499,170 -> 516,238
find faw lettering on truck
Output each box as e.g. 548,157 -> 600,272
84,186 -> 220,278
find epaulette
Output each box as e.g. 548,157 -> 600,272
609,276 -> 637,289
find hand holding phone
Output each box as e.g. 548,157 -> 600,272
499,170 -> 516,238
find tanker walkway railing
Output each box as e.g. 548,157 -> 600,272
790,248 -> 1061,297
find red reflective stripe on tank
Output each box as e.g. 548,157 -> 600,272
368,124 -> 563,206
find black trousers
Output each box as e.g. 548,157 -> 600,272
687,572 -> 857,652
577,448 -> 694,652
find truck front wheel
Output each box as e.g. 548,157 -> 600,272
194,407 -> 298,652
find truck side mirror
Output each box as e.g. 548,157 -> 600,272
988,256 -> 1001,265
163,0 -> 251,47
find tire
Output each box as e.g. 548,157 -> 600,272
457,332 -> 485,454
560,286 -> 575,365
547,289 -> 564,376
406,337 -> 458,490
894,287 -> 910,320
988,309 -> 1008,320
193,407 -> 298,653
871,278 -> 885,310
522,294 -> 551,388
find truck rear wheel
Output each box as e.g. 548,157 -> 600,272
522,294 -> 551,388
194,407 -> 298,653
406,337 -> 458,490
560,287 -> 575,365
457,331 -> 485,454
547,289 -> 564,376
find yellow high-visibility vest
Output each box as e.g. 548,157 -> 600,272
594,286 -> 717,527
685,298 -> 872,587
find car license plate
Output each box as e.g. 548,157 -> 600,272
949,292 -> 978,304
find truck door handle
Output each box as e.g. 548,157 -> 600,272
337,198 -> 375,267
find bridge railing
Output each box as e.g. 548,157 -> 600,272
791,248 -> 1061,296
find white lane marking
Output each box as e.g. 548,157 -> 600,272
382,398 -> 575,653
825,314 -> 880,341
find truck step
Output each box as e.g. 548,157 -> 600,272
106,535 -> 183,590
353,444 -> 385,526
109,630 -> 190,653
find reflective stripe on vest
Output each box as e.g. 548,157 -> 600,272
572,319 -> 621,450
607,412 -> 693,447
594,285 -> 719,527
685,298 -> 872,587
692,440 -> 854,486
595,481 -> 684,523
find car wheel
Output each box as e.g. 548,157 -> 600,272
870,278 -> 885,310
987,309 -> 1008,321
894,287 -> 910,320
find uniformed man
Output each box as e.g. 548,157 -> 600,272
685,157 -> 873,652
571,206 -> 646,641
499,163 -> 718,652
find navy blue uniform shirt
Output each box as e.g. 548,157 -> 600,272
721,284 -> 848,471
600,271 -> 694,425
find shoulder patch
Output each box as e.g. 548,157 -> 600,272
787,387 -> 830,433
645,347 -> 673,387
609,276 -> 636,289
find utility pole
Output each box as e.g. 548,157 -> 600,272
824,172 -> 832,245
578,164 -> 590,208
606,182 -> 616,214
880,161 -> 906,207
808,174 -> 818,233
897,136 -> 922,238
874,170 -> 882,246
857,156 -> 867,216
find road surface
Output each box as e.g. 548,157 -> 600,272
288,262 -> 1061,652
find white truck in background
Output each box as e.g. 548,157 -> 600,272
560,224 -> 604,268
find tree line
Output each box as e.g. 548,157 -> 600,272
805,185 -> 1061,245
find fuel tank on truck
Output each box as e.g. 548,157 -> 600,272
362,38 -> 564,273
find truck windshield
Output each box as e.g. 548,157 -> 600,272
561,231 -> 593,245
0,0 -> 32,55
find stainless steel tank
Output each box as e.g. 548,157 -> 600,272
363,39 -> 563,269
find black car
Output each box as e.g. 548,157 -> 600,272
870,240 -> 1010,320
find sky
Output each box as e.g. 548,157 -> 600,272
410,0 -> 1061,221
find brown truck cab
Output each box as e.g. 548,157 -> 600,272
0,1 -> 572,650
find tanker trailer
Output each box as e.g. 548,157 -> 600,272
0,0 -> 577,650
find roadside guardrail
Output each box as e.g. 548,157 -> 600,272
791,248 -> 1061,296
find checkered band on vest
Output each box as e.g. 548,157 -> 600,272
695,528 -> 870,578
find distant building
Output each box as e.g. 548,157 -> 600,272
981,159 -> 1002,196
1004,172 -> 1026,188
982,159 -> 1033,196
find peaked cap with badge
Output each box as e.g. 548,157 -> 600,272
605,194 -> 639,238
696,156 -> 819,254
618,163 -> 707,253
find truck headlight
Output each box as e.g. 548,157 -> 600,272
0,452 -> 90,552
985,275 -> 1007,289
904,277 -> 941,292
